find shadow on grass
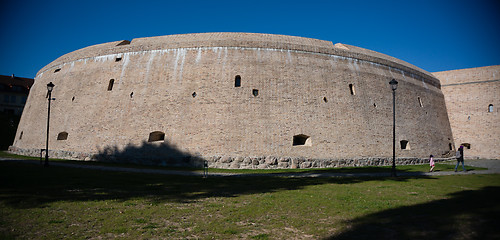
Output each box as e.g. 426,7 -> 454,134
0,161 -> 436,209
325,186 -> 500,240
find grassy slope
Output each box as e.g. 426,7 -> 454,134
0,161 -> 499,239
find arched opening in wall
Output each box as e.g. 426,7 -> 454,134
57,132 -> 68,140
449,143 -> 453,151
461,143 -> 471,149
418,97 -> 423,107
54,68 -> 61,73
148,131 -> 165,142
488,104 -> 493,112
293,134 -> 311,146
19,131 -> 23,140
115,57 -> 122,62
235,75 -> 241,87
252,89 -> 259,97
400,140 -> 410,150
349,84 -> 355,95
107,79 -> 114,91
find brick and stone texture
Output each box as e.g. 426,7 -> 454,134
434,65 -> 500,160
10,33 -> 454,168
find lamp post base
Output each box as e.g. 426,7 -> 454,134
44,155 -> 49,167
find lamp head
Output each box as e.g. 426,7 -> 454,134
389,79 -> 398,91
47,82 -> 55,92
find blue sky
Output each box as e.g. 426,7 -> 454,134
1,0 -> 499,78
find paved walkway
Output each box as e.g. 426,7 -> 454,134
1,157 -> 499,178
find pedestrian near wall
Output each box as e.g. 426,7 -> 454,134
429,155 -> 435,172
455,145 -> 466,172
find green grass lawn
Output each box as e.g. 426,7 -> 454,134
0,161 -> 499,239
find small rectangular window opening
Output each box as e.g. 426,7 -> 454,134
115,57 -> 122,62
107,79 -> 115,91
235,75 -> 241,87
148,131 -> 165,142
252,89 -> 259,97
57,132 -> 68,140
418,97 -> 423,107
400,140 -> 410,150
349,84 -> 355,95
293,134 -> 312,146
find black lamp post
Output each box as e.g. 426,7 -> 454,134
44,82 -> 55,167
389,79 -> 398,177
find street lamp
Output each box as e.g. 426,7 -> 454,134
389,79 -> 398,177
44,82 -> 55,167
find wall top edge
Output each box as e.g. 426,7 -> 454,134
37,32 -> 439,86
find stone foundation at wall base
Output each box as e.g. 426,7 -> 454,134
8,146 -> 449,169
8,146 -> 95,161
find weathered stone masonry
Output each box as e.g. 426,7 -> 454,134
10,33 -> 455,168
434,65 -> 500,160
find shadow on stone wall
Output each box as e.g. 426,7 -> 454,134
324,186 -> 500,240
95,141 -> 204,168
0,113 -> 20,150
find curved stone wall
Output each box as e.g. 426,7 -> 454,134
10,33 -> 454,168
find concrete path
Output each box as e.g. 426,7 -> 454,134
1,157 -> 499,178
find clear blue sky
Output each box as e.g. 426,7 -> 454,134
1,0 -> 499,78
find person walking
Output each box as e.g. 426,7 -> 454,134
455,145 -> 466,172
429,155 -> 435,172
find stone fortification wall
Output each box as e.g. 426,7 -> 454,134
434,65 -> 500,160
11,33 -> 454,168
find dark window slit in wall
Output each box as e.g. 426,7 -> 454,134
400,140 -> 410,150
115,57 -> 122,62
148,131 -> 165,142
108,79 -> 114,91
323,97 -> 328,103
349,84 -> 355,95
252,89 -> 259,97
235,75 -> 241,87
19,131 -> 23,140
293,134 -> 311,146
57,132 -> 68,140
54,68 -> 61,73
192,92 -> 197,98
